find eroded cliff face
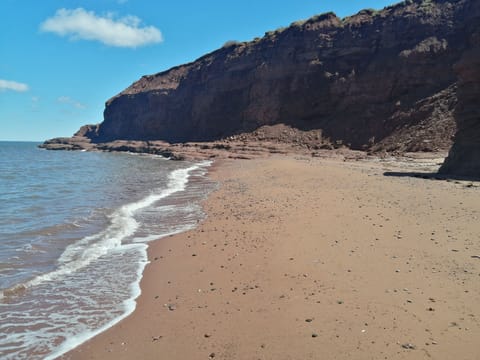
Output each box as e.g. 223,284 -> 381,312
47,0 -> 479,172
439,0 -> 480,177
91,0 -> 469,151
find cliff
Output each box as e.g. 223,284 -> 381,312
42,0 -> 479,176
439,0 -> 480,177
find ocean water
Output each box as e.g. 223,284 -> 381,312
0,141 -> 215,359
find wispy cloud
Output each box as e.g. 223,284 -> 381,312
40,8 -> 163,48
0,79 -> 29,92
57,96 -> 86,109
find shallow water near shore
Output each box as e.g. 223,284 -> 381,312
0,142 -> 215,359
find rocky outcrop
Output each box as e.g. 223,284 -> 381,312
42,0 -> 477,172
39,124 -> 340,161
439,0 -> 480,177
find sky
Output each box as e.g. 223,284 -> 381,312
0,0 -> 397,141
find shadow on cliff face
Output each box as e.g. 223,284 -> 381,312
439,0 -> 480,178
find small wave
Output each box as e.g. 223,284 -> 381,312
43,243 -> 149,360
132,225 -> 195,243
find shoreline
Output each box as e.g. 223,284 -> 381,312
60,155 -> 479,360
16,157 -> 215,360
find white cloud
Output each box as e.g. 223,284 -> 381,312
0,79 -> 29,92
40,8 -> 163,48
57,96 -> 86,109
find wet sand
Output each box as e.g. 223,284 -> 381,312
61,155 -> 480,360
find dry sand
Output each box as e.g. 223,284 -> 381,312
61,155 -> 480,360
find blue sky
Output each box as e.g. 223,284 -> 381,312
0,0 -> 397,141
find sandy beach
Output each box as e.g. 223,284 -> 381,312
61,154 -> 480,360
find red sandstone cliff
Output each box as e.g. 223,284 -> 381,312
42,0 -> 479,176
94,0 -> 467,152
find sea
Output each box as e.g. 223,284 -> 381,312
0,141 -> 216,359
